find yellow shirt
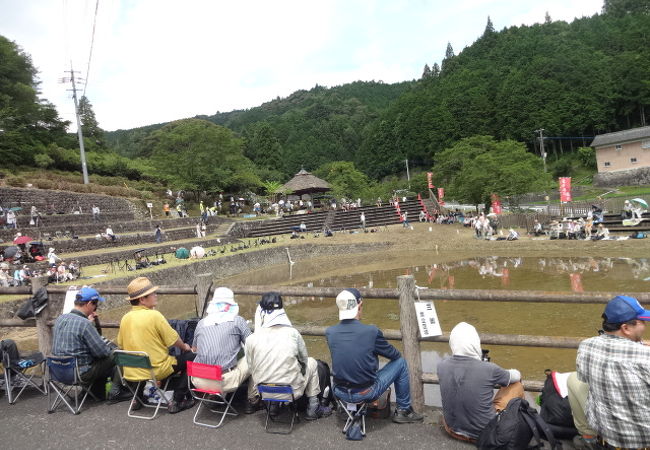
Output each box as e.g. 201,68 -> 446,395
117,306 -> 178,381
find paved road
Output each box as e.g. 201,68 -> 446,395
0,390 -> 477,450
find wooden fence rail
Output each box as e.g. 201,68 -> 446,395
1,274 -> 613,409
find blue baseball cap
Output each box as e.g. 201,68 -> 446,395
604,295 -> 650,323
76,287 -> 105,303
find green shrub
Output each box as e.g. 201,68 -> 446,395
6,176 -> 26,187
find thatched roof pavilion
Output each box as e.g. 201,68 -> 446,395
278,169 -> 331,196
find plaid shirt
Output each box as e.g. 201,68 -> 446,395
52,309 -> 110,372
577,334 -> 650,448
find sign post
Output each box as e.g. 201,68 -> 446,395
146,202 -> 153,220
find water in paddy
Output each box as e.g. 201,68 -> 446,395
14,253 -> 649,404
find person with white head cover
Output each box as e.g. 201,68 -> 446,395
326,288 -> 424,424
246,292 -> 331,420
191,287 -> 259,413
437,322 -> 523,443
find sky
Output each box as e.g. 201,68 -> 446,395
0,0 -> 603,132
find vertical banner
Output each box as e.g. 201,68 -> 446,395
570,273 -> 584,293
437,188 -> 445,201
491,194 -> 502,215
559,177 -> 572,202
427,172 -> 434,189
501,268 -> 510,287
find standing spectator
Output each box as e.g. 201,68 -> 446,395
6,209 -> 16,229
176,204 -> 183,217
402,211 -> 409,228
154,225 -> 163,244
48,247 -> 61,267
573,295 -> 650,449
376,197 -> 382,207
418,210 -> 426,222
360,212 -> 366,230
30,205 -> 41,226
91,205 -> 101,221
195,223 -> 202,238
163,203 -> 170,217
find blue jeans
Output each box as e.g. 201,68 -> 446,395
333,357 -> 411,409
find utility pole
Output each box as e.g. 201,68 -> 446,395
60,63 -> 89,184
535,129 -> 547,173
405,158 -> 411,190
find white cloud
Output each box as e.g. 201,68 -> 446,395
0,0 -> 603,131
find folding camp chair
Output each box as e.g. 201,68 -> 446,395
257,383 -> 299,434
113,350 -> 172,420
46,355 -> 99,414
187,361 -> 238,428
336,398 -> 367,436
1,346 -> 47,404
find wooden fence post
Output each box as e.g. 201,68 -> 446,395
195,273 -> 213,318
397,275 -> 425,412
32,276 -> 52,356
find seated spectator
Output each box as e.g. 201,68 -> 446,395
18,265 -> 31,285
506,228 -> 519,241
245,292 -> 331,420
47,247 -> 61,267
622,200 -> 633,219
51,287 -> 128,402
0,262 -> 15,287
326,289 -> 424,424
572,295 -> 650,449
593,224 -> 609,240
104,226 -> 116,242
189,246 -> 205,258
117,277 -> 196,413
192,287 -> 259,413
532,220 -> 544,236
437,322 -> 523,442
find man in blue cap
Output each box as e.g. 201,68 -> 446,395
326,288 -> 424,424
52,287 -> 127,402
574,295 -> 650,449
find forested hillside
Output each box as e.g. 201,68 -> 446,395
106,8 -> 649,182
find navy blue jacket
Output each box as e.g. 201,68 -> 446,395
326,319 -> 401,388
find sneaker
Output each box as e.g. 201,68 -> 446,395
572,435 -> 601,450
107,388 -> 133,405
130,398 -> 144,411
392,407 -> 424,424
168,398 -> 196,414
305,404 -> 332,421
243,398 -> 263,414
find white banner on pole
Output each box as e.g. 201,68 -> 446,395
414,301 -> 442,338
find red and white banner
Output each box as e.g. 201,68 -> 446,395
570,273 -> 583,293
491,193 -> 502,215
559,177 -> 572,202
427,172 -> 434,189
437,188 -> 444,201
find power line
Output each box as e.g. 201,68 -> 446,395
82,0 -> 100,98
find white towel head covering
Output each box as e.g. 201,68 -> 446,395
449,322 -> 482,360
202,287 -> 238,327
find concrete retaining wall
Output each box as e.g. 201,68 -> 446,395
593,167 -> 650,187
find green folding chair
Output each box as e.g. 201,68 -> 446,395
113,350 -> 172,420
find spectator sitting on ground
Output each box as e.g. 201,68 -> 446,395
532,220 -> 544,236
571,295 -> 650,449
191,287 -> 259,413
104,226 -> 116,242
437,322 -> 523,443
0,262 -> 15,287
117,277 -> 196,414
246,292 -> 331,420
189,246 -> 205,258
51,287 -> 129,403
326,288 -> 424,424
593,224 -> 609,241
506,228 -> 519,241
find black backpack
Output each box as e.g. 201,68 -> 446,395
477,397 -> 562,450
316,359 -> 335,407
539,370 -> 578,439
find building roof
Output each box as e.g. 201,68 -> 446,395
591,126 -> 650,148
278,169 -> 331,194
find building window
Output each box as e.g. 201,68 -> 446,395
642,140 -> 650,149
604,162 -> 611,167
631,157 -> 638,164
616,144 -> 622,151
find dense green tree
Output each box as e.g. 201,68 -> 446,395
0,35 -> 69,167
602,0 -> 650,16
421,64 -> 432,79
434,136 -> 551,205
141,118 -> 260,195
484,16 -> 495,35
314,161 -> 371,200
78,95 -> 105,145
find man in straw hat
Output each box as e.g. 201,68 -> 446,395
117,276 -> 196,414
326,288 -> 424,424
191,287 -> 260,414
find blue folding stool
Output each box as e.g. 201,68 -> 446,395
257,383 -> 299,434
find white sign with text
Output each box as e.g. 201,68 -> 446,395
414,301 -> 442,338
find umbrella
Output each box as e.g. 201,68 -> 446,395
2,246 -> 19,258
487,212 -> 497,217
9,207 -> 22,211
13,235 -> 33,245
631,198 -> 649,209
